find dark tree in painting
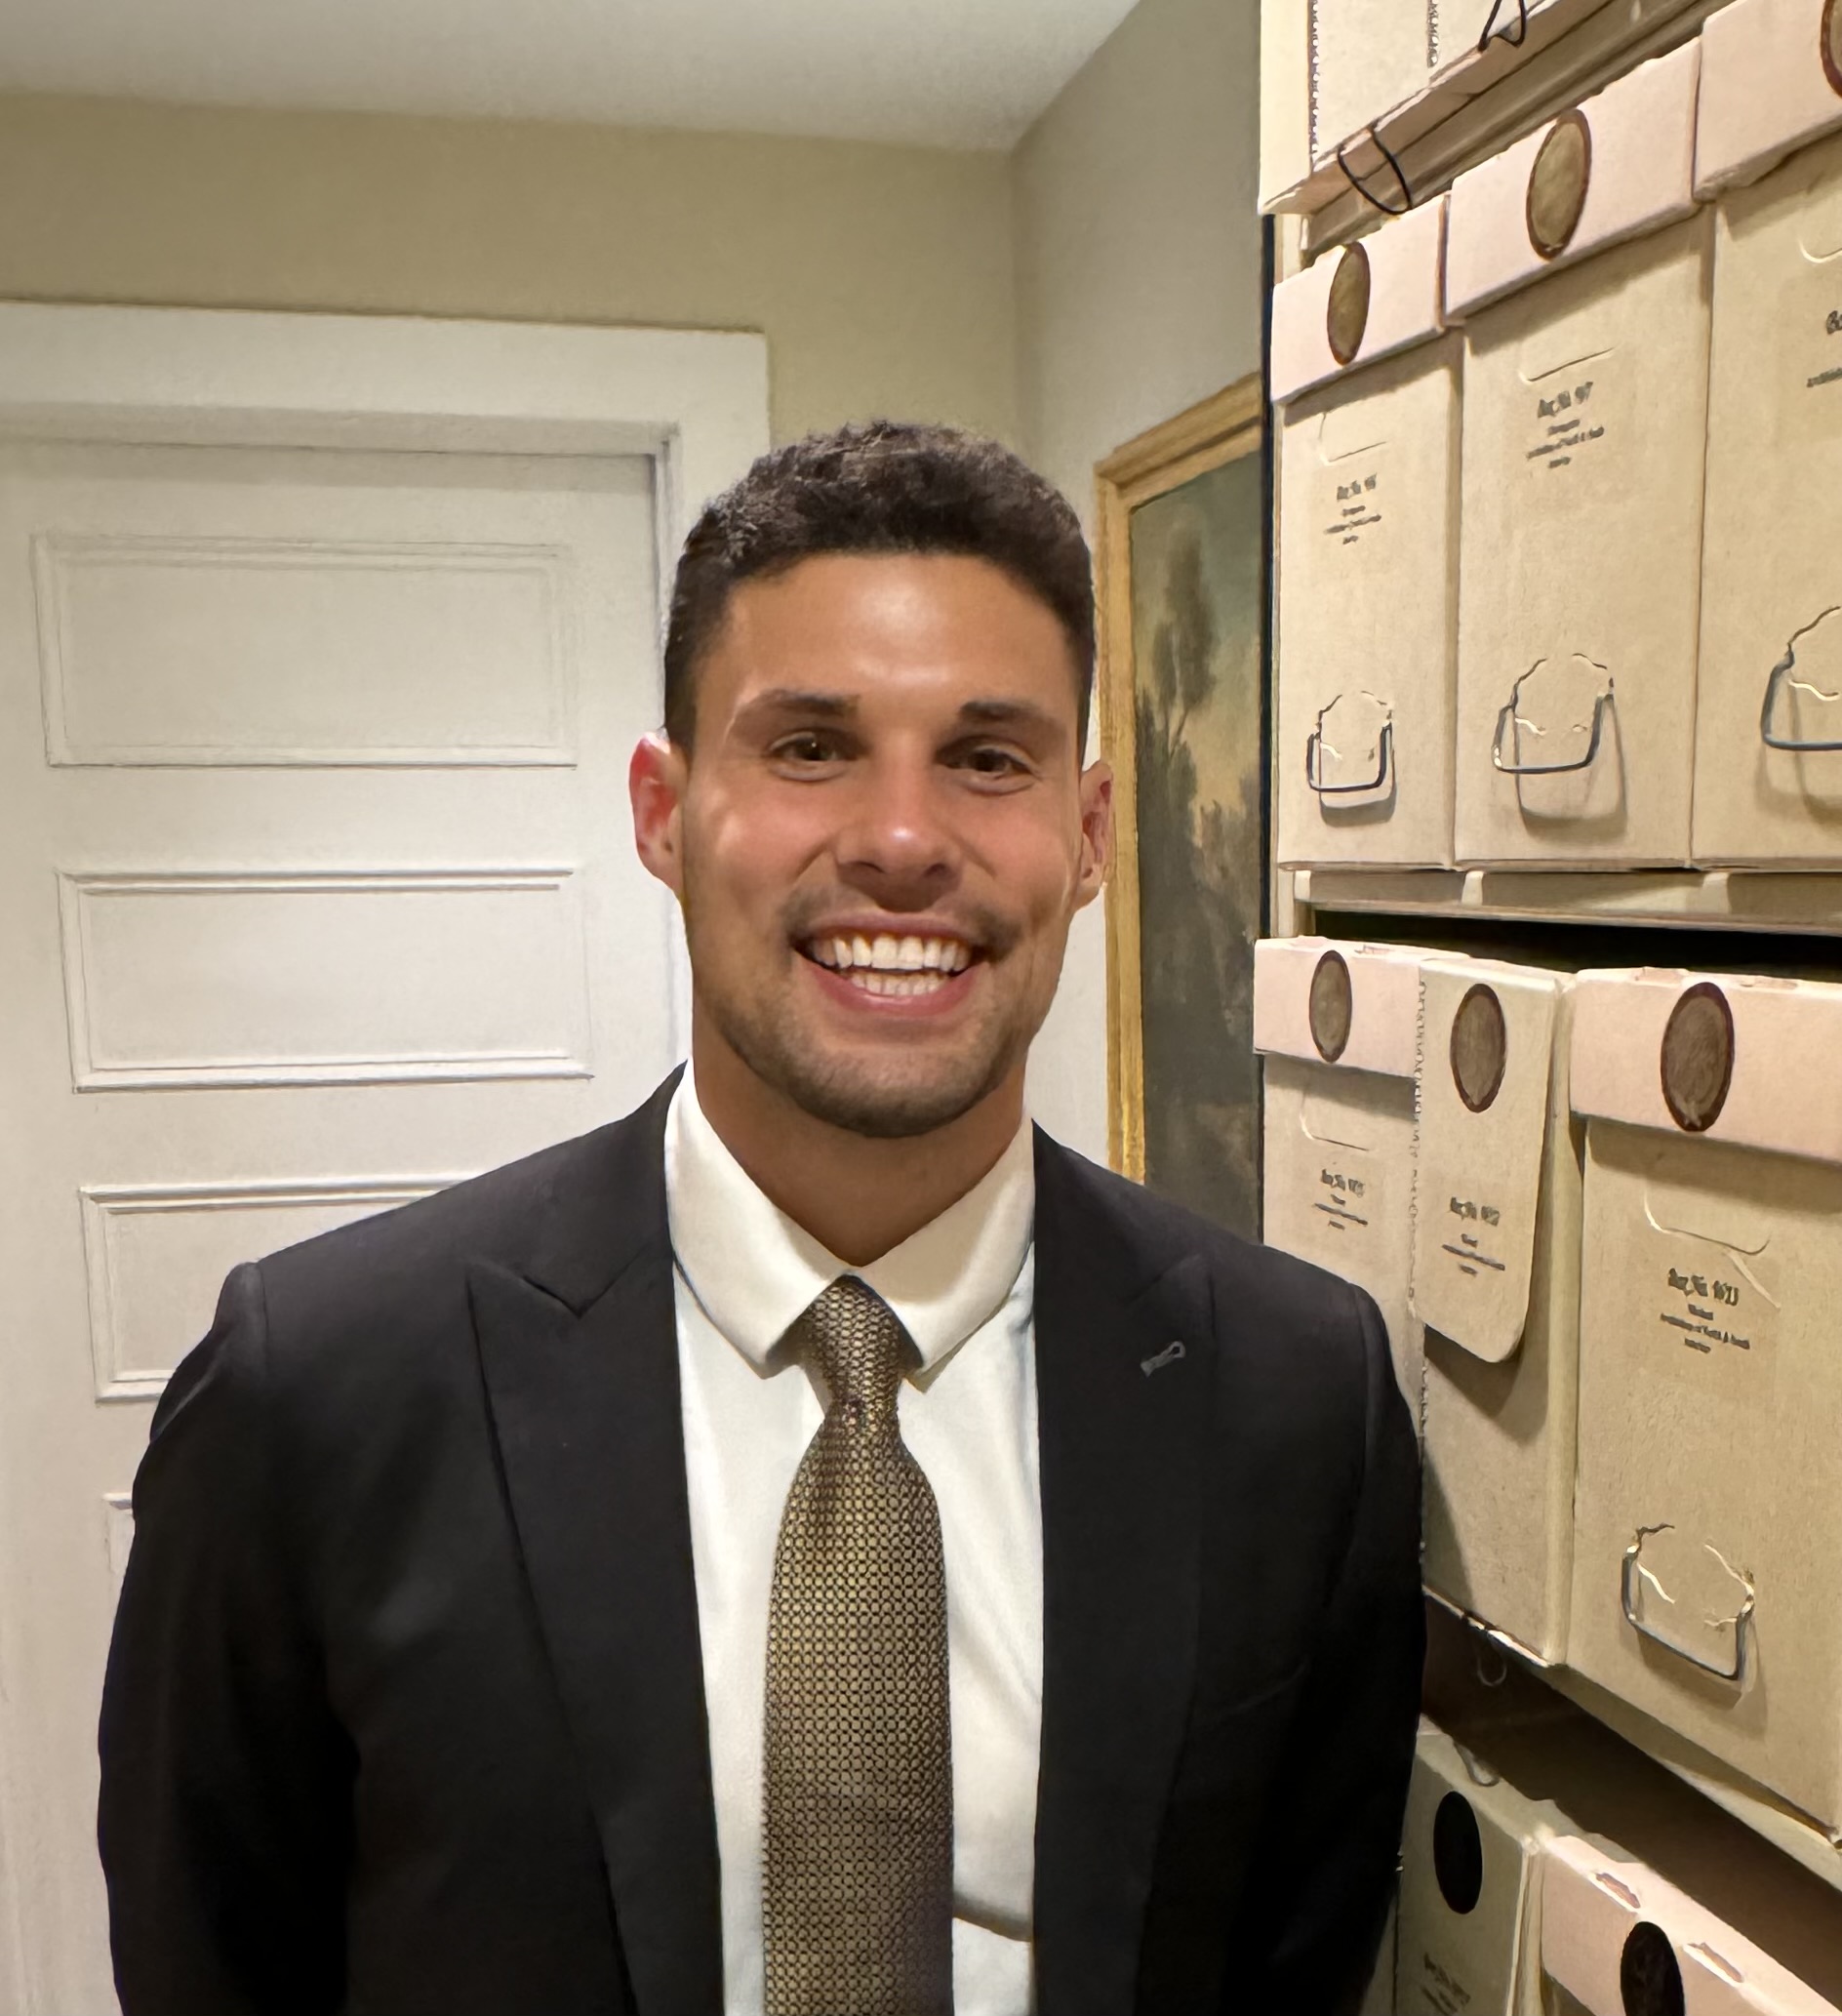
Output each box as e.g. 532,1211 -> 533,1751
1130,460 -> 1264,1239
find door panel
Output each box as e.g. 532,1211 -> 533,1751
0,436 -> 678,2013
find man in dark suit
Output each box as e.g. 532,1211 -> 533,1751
100,422 -> 1422,2016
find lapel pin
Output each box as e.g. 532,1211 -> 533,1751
1140,1341 -> 1186,1378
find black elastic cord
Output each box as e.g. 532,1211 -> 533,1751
1335,128 -> 1414,217
1476,0 -> 1531,52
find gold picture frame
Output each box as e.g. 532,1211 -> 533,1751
1096,374 -> 1267,1228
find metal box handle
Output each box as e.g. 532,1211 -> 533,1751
1492,682 -> 1614,776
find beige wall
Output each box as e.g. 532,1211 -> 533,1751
0,95 -> 1018,447
0,11 -> 1265,1166
1013,0 -> 1264,1161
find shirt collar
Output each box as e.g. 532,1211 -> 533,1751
663,1064 -> 1035,1377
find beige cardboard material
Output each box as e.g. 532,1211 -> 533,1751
1454,215 -> 1711,866
1271,198 -> 1449,403
1695,0 -> 1842,196
1443,1709 -> 1842,2006
1252,934 -> 1425,1075
1261,0 -> 1315,213
1312,0 -> 1432,166
1692,128 -> 1842,866
1263,0 -> 1639,215
1396,1720 -> 1564,2016
1256,937 -> 1433,1409
1541,1835 -> 1840,2015
1444,41 -> 1702,320
1276,338 -> 1460,867
1570,967 -> 1842,1160
1432,0 -> 1566,78
1416,960 -> 1581,1662
1568,968 -> 1842,1835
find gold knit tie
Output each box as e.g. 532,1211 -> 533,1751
762,1276 -> 954,2016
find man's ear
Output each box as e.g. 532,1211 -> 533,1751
629,732 -> 689,900
1073,759 -> 1114,911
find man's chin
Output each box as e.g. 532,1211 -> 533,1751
717,1016 -> 1017,1140
775,1064 -> 1005,1141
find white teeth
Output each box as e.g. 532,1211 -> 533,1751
809,932 -> 975,975
849,970 -> 950,997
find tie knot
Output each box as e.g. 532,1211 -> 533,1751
790,1276 -> 907,1420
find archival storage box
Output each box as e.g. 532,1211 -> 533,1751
1310,0 -> 1432,175
1414,958 -> 1581,1664
1430,0 -> 1567,83
1443,42 -> 1702,320
1695,0 -> 1842,196
1452,215 -> 1711,866
1541,1832 -> 1841,2016
1273,200 -> 1460,869
1396,1719 -> 1563,2016
1447,42 -> 1709,867
1254,936 -> 1430,1409
1567,967 -> 1842,1835
1269,198 -> 1449,402
1692,122 -> 1842,865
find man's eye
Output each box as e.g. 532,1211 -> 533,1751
956,746 -> 1029,778
772,733 -> 846,765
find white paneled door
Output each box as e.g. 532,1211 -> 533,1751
0,308 -> 768,2015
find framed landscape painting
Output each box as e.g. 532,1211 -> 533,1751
1096,375 -> 1268,1239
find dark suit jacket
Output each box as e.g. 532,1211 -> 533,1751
99,1073 -> 1422,2016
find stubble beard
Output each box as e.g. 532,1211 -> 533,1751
700,963 -> 1030,1139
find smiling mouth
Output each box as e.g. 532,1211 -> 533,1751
800,932 -> 977,999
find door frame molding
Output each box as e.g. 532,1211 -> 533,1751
0,302 -> 768,2016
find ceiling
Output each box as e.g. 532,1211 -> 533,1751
0,0 -> 1143,149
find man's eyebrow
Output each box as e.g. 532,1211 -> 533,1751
954,698 -> 1064,735
734,689 -> 860,723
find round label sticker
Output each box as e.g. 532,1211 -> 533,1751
1308,949 -> 1353,1063
1527,112 -> 1593,261
1660,982 -> 1735,1134
1824,0 -> 1842,99
1431,1792 -> 1484,1915
1620,1921 -> 1685,2016
1327,242 -> 1372,368
1450,984 -> 1509,1114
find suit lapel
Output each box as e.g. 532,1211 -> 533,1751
1031,1135 -> 1217,2016
470,1076 -> 722,2016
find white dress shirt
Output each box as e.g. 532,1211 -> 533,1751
663,1068 -> 1043,2016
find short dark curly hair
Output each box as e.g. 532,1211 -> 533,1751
662,421 -> 1095,752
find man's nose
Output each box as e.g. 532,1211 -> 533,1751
834,765 -> 961,901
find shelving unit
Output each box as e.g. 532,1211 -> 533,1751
1269,0 -> 1725,256
1430,1596 -> 1842,1894
1294,867 -> 1842,940
1261,0 -> 1842,1962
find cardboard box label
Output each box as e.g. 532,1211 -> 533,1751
1649,1235 -> 1781,1401
1306,1127 -> 1391,1247
1777,279 -> 1842,446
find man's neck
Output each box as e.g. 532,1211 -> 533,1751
688,1028 -> 1026,1268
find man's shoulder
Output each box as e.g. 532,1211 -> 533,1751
1033,1129 -> 1370,1336
251,1075 -> 678,1341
